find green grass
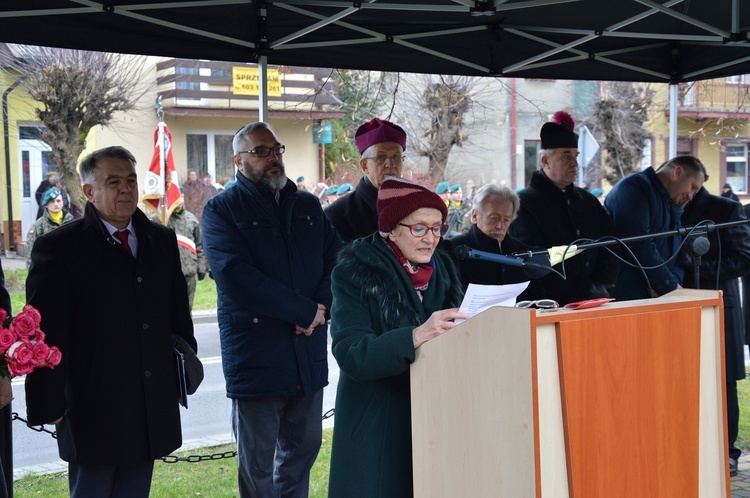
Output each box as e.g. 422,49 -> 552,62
4,269 -> 218,313
13,428 -> 333,497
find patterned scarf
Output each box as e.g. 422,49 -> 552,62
385,238 -> 434,291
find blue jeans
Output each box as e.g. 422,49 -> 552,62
232,390 -> 323,498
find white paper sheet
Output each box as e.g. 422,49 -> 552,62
455,281 -> 530,325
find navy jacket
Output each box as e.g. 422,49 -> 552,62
202,174 -> 341,398
25,203 -> 195,465
605,168 -> 684,300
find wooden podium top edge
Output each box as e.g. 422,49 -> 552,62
530,288 -> 722,324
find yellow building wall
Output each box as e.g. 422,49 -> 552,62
647,81 -> 750,197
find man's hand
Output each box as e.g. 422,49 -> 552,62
296,304 -> 328,336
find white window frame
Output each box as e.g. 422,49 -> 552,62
725,142 -> 748,194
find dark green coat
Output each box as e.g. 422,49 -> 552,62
328,234 -> 463,498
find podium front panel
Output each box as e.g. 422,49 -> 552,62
410,290 -> 728,498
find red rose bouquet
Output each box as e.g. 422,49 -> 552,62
0,304 -> 61,378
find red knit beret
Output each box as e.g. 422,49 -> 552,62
377,177 -> 448,234
355,118 -> 407,154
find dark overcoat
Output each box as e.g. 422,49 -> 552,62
681,187 -> 750,381
509,170 -> 619,305
24,202 -> 196,465
328,234 -> 463,498
324,175 -> 379,243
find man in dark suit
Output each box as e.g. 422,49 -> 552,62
25,146 -> 197,497
682,186 -> 750,477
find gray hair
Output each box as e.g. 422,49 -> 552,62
538,148 -> 554,168
232,122 -> 275,154
361,142 -> 404,158
472,183 -> 520,218
79,146 -> 136,183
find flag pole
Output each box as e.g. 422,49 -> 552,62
155,96 -> 167,224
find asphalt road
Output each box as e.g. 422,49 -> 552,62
9,317 -> 340,478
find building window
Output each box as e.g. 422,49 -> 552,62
176,66 -> 201,102
726,75 -> 750,85
523,141 -> 541,187
726,143 -> 748,194
187,132 -> 235,183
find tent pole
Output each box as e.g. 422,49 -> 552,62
669,84 -> 678,159
259,56 -> 269,123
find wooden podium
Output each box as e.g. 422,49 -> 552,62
410,289 -> 730,497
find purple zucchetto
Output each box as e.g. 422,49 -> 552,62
355,118 -> 407,154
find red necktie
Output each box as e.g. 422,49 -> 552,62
113,229 -> 132,256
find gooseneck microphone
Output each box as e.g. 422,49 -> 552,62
454,245 -> 552,275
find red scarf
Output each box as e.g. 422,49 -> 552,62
385,239 -> 434,291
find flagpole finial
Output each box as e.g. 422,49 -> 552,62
155,95 -> 164,122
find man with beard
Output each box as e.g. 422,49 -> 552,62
201,122 -> 341,498
325,117 -> 406,243
604,155 -> 707,300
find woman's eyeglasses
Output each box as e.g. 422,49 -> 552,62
398,223 -> 449,238
514,299 -> 559,310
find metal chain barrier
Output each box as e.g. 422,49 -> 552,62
12,408 -> 336,464
11,412 -> 56,439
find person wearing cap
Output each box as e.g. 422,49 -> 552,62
337,183 -> 353,197
722,182 -> 739,201
152,199 -> 207,312
25,187 -> 75,268
325,117 -> 407,243
443,183 -> 546,298
435,181 -> 451,204
296,175 -> 307,191
509,111 -> 619,305
446,183 -> 471,236
35,172 -> 60,219
590,187 -> 605,205
201,122 -> 341,498
328,177 -> 467,498
325,184 -> 340,205
604,155 -> 708,300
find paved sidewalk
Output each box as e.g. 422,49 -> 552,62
734,454 -> 750,497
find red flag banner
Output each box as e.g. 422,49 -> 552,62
142,123 -> 182,224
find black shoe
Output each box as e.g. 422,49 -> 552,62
730,458 -> 738,477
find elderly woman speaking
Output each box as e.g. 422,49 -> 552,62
328,177 -> 467,498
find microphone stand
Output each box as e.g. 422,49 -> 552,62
511,218 -> 749,289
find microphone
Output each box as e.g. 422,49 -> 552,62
454,245 -> 552,277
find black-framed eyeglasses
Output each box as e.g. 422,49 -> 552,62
398,223 -> 449,238
237,145 -> 286,158
362,154 -> 405,165
514,299 -> 559,310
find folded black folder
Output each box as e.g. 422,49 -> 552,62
174,347 -> 189,408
